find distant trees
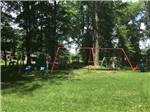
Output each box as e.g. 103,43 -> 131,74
146,1 -> 150,39
1,1 -> 149,66
1,1 -> 18,66
115,2 -> 145,63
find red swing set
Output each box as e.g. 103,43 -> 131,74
51,46 -> 135,73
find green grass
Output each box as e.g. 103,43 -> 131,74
1,69 -> 150,112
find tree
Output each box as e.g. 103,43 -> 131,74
1,1 -> 17,66
1,1 -> 147,68
80,1 -> 127,65
115,2 -> 145,63
16,1 -> 38,64
93,1 -> 100,66
146,1 -> 150,39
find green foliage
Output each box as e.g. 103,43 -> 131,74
146,1 -> 150,39
115,1 -> 145,63
1,1 -> 148,66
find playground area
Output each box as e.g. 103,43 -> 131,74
1,1 -> 150,112
1,47 -> 150,112
1,69 -> 150,112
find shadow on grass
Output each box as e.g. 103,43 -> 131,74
2,82 -> 42,96
1,67 -> 80,95
1,70 -> 41,95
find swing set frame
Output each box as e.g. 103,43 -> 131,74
51,46 -> 134,73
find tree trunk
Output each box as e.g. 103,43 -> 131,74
54,0 -> 57,56
26,50 -> 31,65
94,2 -> 100,67
4,50 -> 7,67
26,3 -> 32,65
39,25 -> 43,52
51,1 -> 57,61
26,27 -> 31,65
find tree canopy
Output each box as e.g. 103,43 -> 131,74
1,0 -> 149,66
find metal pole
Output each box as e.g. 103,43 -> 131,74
51,47 -> 60,73
121,48 -> 134,71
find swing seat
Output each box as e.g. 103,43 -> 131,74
25,65 -> 33,72
39,66 -> 46,72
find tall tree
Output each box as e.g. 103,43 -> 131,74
93,1 -> 100,66
16,1 -> 37,64
1,1 -> 17,66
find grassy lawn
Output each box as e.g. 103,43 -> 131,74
1,69 -> 150,112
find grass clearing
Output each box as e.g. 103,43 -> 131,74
1,69 -> 150,112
